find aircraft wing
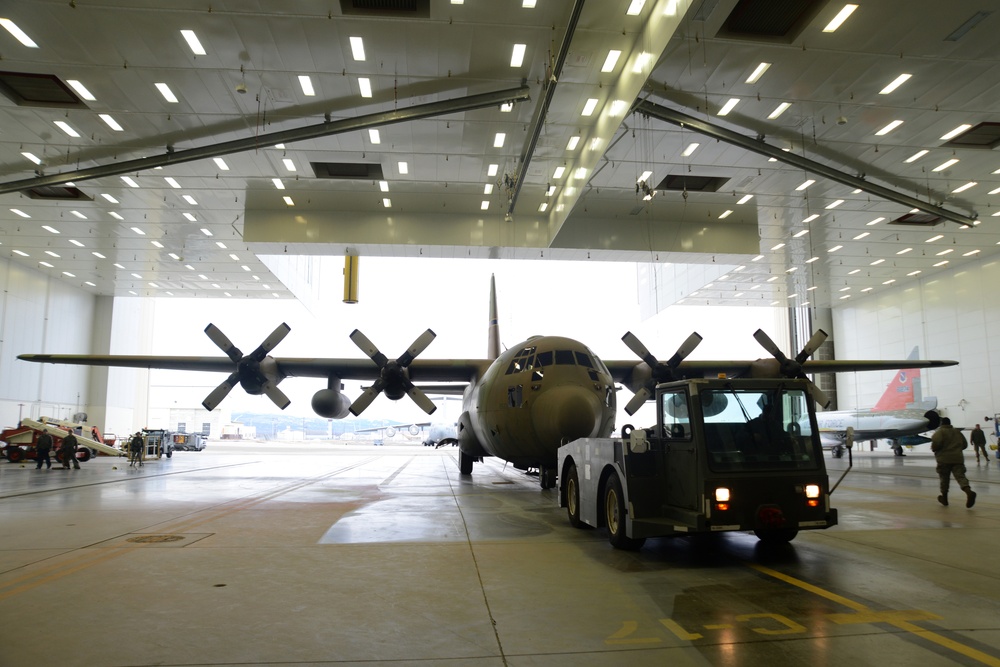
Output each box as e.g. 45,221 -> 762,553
17,354 -> 489,383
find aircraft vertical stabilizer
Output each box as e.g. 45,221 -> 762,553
488,274 -> 500,361
872,346 -> 920,411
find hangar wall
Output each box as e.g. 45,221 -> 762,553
832,254 -> 999,425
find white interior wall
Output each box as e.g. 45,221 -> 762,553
832,255 -> 999,426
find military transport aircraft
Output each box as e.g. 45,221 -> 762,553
18,277 -> 957,488
815,348 -> 941,457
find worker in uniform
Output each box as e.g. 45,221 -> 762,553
930,417 -> 975,508
129,432 -> 144,467
35,431 -> 53,469
970,424 -> 989,465
59,431 -> 80,469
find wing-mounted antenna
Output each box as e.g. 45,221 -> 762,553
202,322 -> 291,411
349,329 -> 439,416
752,328 -> 831,408
620,331 -> 703,415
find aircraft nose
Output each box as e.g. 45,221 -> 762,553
532,385 -> 603,446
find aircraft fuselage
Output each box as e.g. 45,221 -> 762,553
459,335 -> 616,469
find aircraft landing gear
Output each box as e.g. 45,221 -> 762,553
459,449 -> 474,475
891,442 -> 906,456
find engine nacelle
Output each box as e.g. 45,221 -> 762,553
408,424 -> 420,437
311,389 -> 352,419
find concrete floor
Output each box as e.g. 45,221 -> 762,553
0,440 -> 998,667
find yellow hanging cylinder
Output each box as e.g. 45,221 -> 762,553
343,255 -> 359,304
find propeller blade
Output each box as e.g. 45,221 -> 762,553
807,380 -> 832,409
349,379 -> 385,416
753,329 -> 789,363
405,384 -> 438,415
262,381 -> 291,410
624,387 -> 652,416
250,322 -> 291,361
202,372 -> 240,411
396,329 -> 436,367
349,329 -> 388,368
621,332 -> 658,369
205,324 -> 243,363
665,332 -> 703,368
795,329 -> 828,364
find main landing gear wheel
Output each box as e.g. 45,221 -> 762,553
458,449 -> 474,475
539,466 -> 556,490
565,463 -> 586,529
604,472 -> 645,551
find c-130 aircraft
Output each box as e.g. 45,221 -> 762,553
19,277 -> 957,488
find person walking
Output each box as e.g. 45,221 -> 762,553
970,424 -> 989,465
931,417 -> 975,508
59,431 -> 80,469
35,431 -> 53,469
129,432 -> 144,467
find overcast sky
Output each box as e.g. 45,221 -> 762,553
148,257 -> 778,427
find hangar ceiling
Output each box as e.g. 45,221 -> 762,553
0,0 -> 997,308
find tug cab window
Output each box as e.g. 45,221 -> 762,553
660,390 -> 690,439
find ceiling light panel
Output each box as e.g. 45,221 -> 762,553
0,18 -> 38,47
180,29 -> 206,55
349,36 -> 365,61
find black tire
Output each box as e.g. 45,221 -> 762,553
7,447 -> 24,463
604,472 -> 645,550
566,463 -> 586,528
77,449 -> 92,462
459,449 -> 474,475
540,465 -> 556,489
166,449 -> 172,459
753,528 -> 798,544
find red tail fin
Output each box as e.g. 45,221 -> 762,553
873,347 -> 921,410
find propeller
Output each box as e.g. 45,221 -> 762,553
621,331 -> 703,415
752,328 -> 831,408
348,329 -> 438,416
202,322 -> 291,411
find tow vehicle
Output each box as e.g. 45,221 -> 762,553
1,417 -> 122,463
558,377 -> 841,550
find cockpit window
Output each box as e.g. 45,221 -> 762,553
574,351 -> 594,368
535,351 -> 553,367
505,346 -> 537,375
555,350 -> 575,365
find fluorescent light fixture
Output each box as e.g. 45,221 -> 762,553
806,257 -> 819,263
933,159 -> 959,172
0,18 -> 37,47
907,270 -> 922,276
575,167 -> 587,179
523,0 -> 536,6
493,132 -> 505,148
771,243 -> 785,250
228,253 -> 239,261
602,50 -> 622,72
854,231 -> 870,240
637,170 -> 653,184
829,245 -> 843,252
746,62 -> 771,83
379,180 -> 389,192
737,194 -> 753,204
180,29 -> 206,55
566,136 -> 580,151
952,181 -> 976,193
989,186 -> 1000,195
358,77 -> 372,98
875,119 -> 903,136
393,161 -> 407,175
488,164 -> 499,177
21,152 -> 41,165
768,102 -> 791,119
283,158 -> 296,172
796,180 -> 815,191
826,199 -> 844,209
538,203 -> 548,212
868,217 -> 886,225
99,114 -> 123,131
130,227 -> 145,235
70,210 -> 87,219
12,250 -> 28,257
481,201 -> 490,210
283,196 -> 294,206
553,167 -> 566,179
793,230 -> 809,238
369,128 -> 381,144
682,143 -> 699,157
212,157 -> 229,171
183,213 -> 197,221
717,98 -> 739,116
120,176 -> 139,188
298,75 -> 315,96
151,241 -> 163,249
940,124 -> 972,141
926,234 -> 943,242
42,227 -> 58,235
274,144 -> 285,149
54,121 -> 79,137
589,138 -> 602,151
510,43 -> 526,67
932,261 -> 949,268
786,267 -> 798,273
101,191 -> 118,202
67,80 -> 96,100
823,4 -> 858,32
200,228 -> 213,236
382,198 -> 391,208
155,83 -> 178,103
609,99 -> 627,116
904,150 -> 928,163
718,210 -> 732,219
182,195 -> 197,205
626,0 -> 646,15
164,177 -> 181,188
849,269 -> 860,275
803,214 -> 819,223
215,241 -> 227,249
581,98 -> 599,116
484,184 -> 493,195
964,249 -> 981,256
9,208 -> 29,218
880,73 -> 911,94
39,261 -> 53,268
272,178 -> 284,190
936,248 -> 954,256
70,240 -> 84,247
500,102 -> 513,112
897,247 -> 912,254
109,212 -> 123,220
546,186 -> 556,196
349,36 -> 365,61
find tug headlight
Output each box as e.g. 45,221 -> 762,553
715,487 -> 731,502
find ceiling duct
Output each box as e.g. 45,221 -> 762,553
339,0 -> 430,18
0,71 -> 87,108
311,162 -> 385,180
889,213 -> 944,227
655,174 -> 729,192
941,121 -> 1000,149
22,185 -> 92,201
716,0 -> 829,43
